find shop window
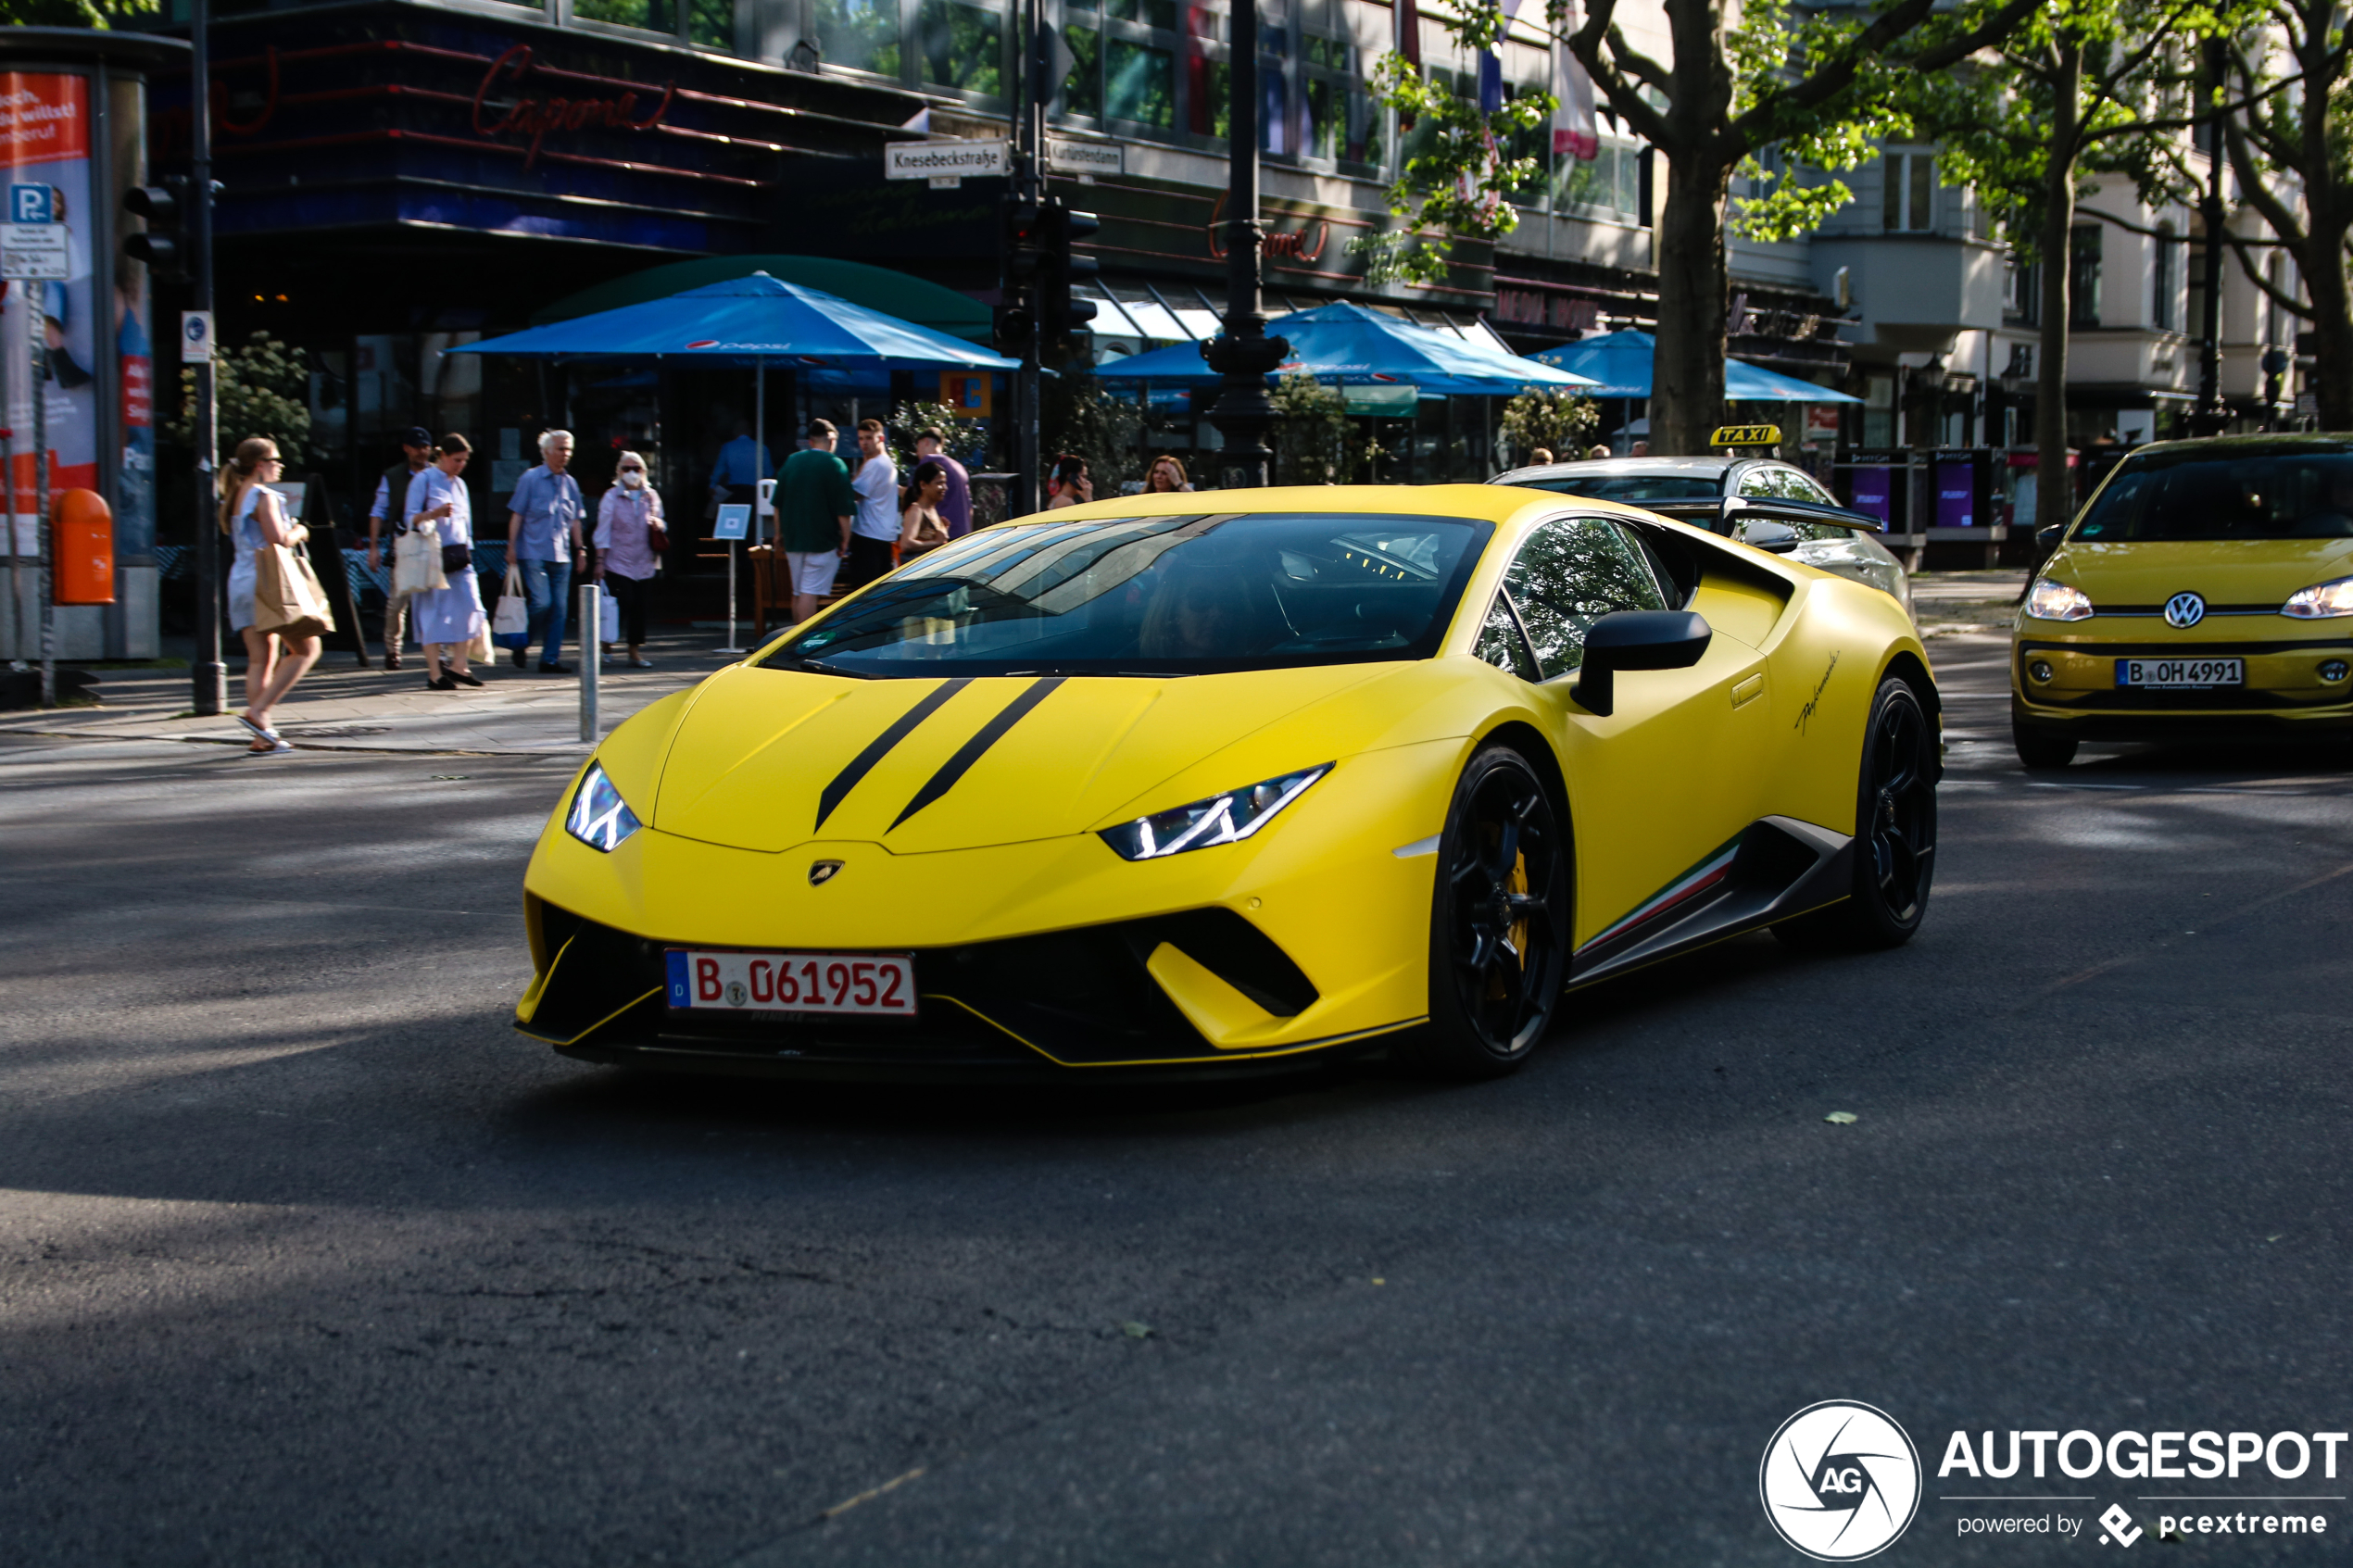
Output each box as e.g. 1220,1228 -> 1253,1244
1108,0 -> 1177,29
575,0 -> 678,35
817,0 -> 900,77
1107,38 -> 1176,127
919,0 -> 1002,94
2069,225 -> 2102,329
1064,23 -> 1103,117
1862,373 -> 1895,448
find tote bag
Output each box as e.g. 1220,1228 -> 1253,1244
491,565 -> 530,650
253,542 -> 336,642
392,522 -> 447,596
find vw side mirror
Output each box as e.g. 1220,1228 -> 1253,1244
1739,518 -> 1802,554
1571,610 -> 1712,717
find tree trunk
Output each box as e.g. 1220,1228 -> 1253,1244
2034,44 -> 2082,539
1652,153 -> 1731,456
2296,218 -> 2353,428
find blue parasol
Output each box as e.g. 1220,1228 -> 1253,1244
1528,329 -> 1862,403
1093,301 -> 1595,395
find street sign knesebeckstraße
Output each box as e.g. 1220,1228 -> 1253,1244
0,223 -> 69,281
182,311 -> 216,362
1046,140 -> 1123,176
884,140 -> 1008,182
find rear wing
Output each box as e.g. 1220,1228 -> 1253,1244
1641,495 -> 1887,537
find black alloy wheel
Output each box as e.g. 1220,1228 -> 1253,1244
1777,677 -> 1939,951
1413,745 -> 1571,1077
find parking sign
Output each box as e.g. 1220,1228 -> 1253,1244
9,183 -> 53,224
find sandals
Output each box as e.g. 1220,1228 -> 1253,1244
233,712 -> 279,744
245,736 -> 295,757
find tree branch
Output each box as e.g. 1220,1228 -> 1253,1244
2226,227 -> 2316,318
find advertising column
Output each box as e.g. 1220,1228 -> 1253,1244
1,70 -> 98,659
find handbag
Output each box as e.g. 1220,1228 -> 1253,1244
491,564 -> 530,650
647,521 -> 669,554
252,541 -> 336,641
440,541 -> 473,574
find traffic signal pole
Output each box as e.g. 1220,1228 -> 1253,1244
1009,0 -> 1043,518
190,0 -> 225,716
1202,0 -> 1286,486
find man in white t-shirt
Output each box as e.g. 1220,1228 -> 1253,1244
841,418 -> 900,593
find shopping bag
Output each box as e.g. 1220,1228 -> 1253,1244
392,522 -> 446,595
597,582 -> 621,639
253,543 -> 334,642
491,565 -> 529,650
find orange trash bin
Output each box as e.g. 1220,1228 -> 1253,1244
52,489 -> 115,606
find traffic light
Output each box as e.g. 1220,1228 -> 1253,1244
996,195 -> 1046,358
1038,199 -> 1100,364
122,181 -> 183,274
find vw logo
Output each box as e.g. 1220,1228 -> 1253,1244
2163,591 -> 2206,629
808,859 -> 844,886
1759,1400 -> 1921,1561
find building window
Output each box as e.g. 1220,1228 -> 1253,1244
2070,225 -> 2102,329
919,0 -> 1003,94
2153,222 -> 2176,331
816,0 -> 900,76
573,0 -> 730,47
2005,256 -> 2040,324
1555,132 -> 1646,221
1881,150 -> 1931,232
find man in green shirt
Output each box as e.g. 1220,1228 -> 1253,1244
775,419 -> 857,624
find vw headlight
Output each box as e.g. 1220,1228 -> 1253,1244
2024,578 -> 2095,621
1100,764 -> 1331,861
2283,575 -> 2353,619
564,761 -> 642,853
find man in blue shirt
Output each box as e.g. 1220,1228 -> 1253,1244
507,429 -> 587,672
710,418 -> 773,525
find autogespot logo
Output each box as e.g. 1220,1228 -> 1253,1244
1761,1401 -> 1923,1561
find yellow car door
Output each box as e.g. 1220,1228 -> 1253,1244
1475,515 -> 1774,947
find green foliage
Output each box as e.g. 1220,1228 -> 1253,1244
1498,387 -> 1600,464
1359,0 -> 1557,287
1269,372 -> 1356,483
0,0 -> 154,24
1041,373 -> 1143,494
886,401 -> 988,477
165,332 -> 317,469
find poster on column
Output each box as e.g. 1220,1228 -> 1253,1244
2,72 -> 95,558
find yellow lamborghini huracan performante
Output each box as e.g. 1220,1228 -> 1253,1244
516,483 -> 1939,1080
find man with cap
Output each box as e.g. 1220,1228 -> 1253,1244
367,426 -> 435,671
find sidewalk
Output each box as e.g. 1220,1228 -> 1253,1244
0,624 -> 759,757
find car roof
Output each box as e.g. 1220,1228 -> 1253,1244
2105,433 -> 2353,463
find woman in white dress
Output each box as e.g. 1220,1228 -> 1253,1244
220,437 -> 321,756
403,433 -> 486,689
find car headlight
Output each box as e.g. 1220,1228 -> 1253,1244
2024,578 -> 2095,621
2283,575 -> 2353,618
564,761 -> 642,853
1099,764 -> 1331,861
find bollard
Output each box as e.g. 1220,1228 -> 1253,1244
578,583 -> 599,743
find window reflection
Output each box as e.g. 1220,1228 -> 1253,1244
817,0 -> 900,76
919,0 -> 1001,93
1108,39 -> 1175,127
1504,519 -> 1667,680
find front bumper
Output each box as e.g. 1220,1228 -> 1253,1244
2011,631 -> 2353,740
518,899 -> 1415,1081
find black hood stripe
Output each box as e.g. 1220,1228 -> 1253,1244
813,678 -> 973,832
890,677 -> 1067,831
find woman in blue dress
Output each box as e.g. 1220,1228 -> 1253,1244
403,433 -> 486,689
220,437 -> 320,755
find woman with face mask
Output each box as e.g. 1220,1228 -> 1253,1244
593,449 -> 665,668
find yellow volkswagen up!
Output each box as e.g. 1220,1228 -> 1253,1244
2013,434 -> 2353,767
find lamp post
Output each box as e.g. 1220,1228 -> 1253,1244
190,0 -> 225,715
1202,0 -> 1288,486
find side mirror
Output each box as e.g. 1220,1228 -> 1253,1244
1738,518 -> 1801,554
2035,524 -> 2064,556
1571,610 -> 1712,717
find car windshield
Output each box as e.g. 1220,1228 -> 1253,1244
2075,446 -> 2353,542
1505,472 -> 1723,503
761,511 -> 1491,678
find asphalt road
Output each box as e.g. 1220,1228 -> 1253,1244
3,632 -> 2349,1567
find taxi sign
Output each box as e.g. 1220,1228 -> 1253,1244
1711,423 -> 1781,449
